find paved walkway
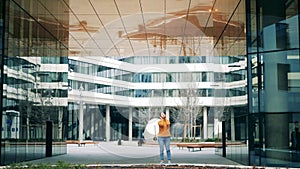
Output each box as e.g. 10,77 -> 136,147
22,141 -> 242,166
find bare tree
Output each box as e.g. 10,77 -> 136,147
172,82 -> 203,141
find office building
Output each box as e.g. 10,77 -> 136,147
0,0 -> 299,167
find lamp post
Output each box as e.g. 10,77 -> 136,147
43,89 -> 54,157
221,115 -> 226,157
78,84 -> 84,142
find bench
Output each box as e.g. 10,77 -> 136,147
69,140 -> 86,147
188,144 -> 223,152
176,143 -> 223,152
66,140 -> 98,147
177,141 -> 246,152
176,143 -> 187,149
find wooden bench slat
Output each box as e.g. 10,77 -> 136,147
176,142 -> 226,152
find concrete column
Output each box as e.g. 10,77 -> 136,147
25,105 -> 31,154
105,105 -> 110,142
26,104 -> 32,140
78,85 -> 84,142
165,107 -> 170,120
98,114 -> 101,139
118,123 -> 122,139
203,107 -> 208,139
230,109 -> 235,141
214,118 -> 222,139
128,107 -> 133,141
78,101 -> 84,142
72,111 -> 76,139
91,110 -> 94,139
58,107 -> 63,140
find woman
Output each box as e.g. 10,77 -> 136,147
157,112 -> 171,165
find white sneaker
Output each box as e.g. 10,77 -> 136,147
167,160 -> 172,165
159,161 -> 164,165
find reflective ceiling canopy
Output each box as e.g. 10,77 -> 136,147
65,0 -> 246,58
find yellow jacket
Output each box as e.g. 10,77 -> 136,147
157,119 -> 171,137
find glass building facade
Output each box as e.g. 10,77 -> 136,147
67,55 -> 247,141
247,0 -> 300,167
0,0 -> 299,168
0,0 -> 69,165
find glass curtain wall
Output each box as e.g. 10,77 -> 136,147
247,0 -> 300,167
0,0 -> 69,165
211,0 -> 248,165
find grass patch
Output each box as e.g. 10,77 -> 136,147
4,161 -> 87,169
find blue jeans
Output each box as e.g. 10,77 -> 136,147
158,137 -> 171,161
